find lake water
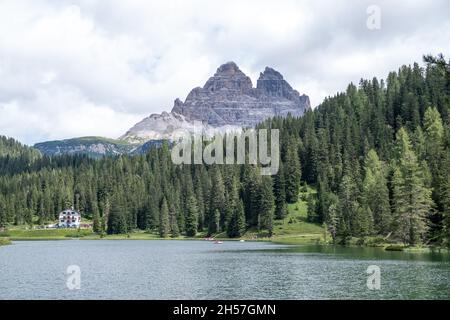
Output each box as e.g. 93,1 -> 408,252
1,240 -> 450,299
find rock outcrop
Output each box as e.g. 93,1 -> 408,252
171,62 -> 310,127
122,62 -> 310,142
119,112 -> 197,143
36,62 -> 310,157
34,137 -> 136,158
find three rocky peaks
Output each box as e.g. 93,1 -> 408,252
120,61 -> 310,142
34,62 -> 310,156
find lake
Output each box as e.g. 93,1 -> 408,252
1,240 -> 450,299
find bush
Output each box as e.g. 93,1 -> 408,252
385,245 -> 405,251
365,236 -> 387,247
0,238 -> 11,246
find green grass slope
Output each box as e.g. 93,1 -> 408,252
272,186 -> 325,244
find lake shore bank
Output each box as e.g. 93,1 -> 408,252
1,228 -> 448,253
0,238 -> 11,246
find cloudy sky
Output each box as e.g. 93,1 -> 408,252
1,0 -> 450,145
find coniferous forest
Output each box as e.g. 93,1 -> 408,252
1,55 -> 449,246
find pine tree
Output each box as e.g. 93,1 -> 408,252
338,174 -> 362,238
284,139 -> 302,203
208,168 -> 225,231
273,162 -> 287,219
362,150 -> 391,235
242,165 -> 261,227
441,153 -> 450,246
258,176 -> 275,236
325,195 -> 340,244
227,200 -> 246,238
169,204 -> 180,238
92,210 -> 101,234
159,198 -> 170,238
423,107 -> 445,239
306,193 -> 317,223
107,195 -> 127,235
185,195 -> 199,237
392,128 -> 433,245
208,209 -> 220,235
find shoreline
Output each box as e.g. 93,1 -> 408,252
0,238 -> 11,246
2,232 -> 448,253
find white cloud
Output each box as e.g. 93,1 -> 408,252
0,0 -> 449,144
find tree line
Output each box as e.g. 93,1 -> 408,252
0,55 -> 449,245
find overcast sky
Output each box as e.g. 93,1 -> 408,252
1,0 -> 450,145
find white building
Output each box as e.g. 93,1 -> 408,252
58,209 -> 81,228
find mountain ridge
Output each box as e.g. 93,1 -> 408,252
122,61 -> 310,142
34,61 -> 310,156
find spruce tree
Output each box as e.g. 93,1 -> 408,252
441,154 -> 450,246
107,195 -> 127,235
362,150 -> 391,235
325,194 -> 340,244
169,204 -> 180,238
258,176 -> 275,236
338,174 -> 362,237
185,195 -> 199,237
423,107 -> 445,239
208,209 -> 220,235
392,128 -> 433,245
159,198 -> 170,238
273,162 -> 287,219
92,210 -> 101,234
227,200 -> 246,238
285,139 -> 302,203
208,168 -> 225,230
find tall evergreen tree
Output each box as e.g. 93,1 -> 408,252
159,198 -> 170,238
107,195 -> 127,235
169,204 -> 180,238
92,210 -> 101,234
362,150 -> 391,235
227,200 -> 246,238
208,209 -> 220,235
392,128 -> 433,245
273,162 -> 287,219
284,138 -> 302,203
258,176 -> 275,236
185,195 -> 199,237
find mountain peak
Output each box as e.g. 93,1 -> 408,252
259,67 -> 284,80
203,61 -> 253,93
215,61 -> 242,76
125,61 -> 311,142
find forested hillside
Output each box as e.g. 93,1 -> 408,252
262,55 -> 450,245
1,55 -> 449,246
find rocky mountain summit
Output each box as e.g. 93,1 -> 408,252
35,62 -> 310,156
121,62 -> 310,142
172,62 -> 310,127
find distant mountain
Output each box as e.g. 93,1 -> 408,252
34,136 -> 137,158
121,62 -> 310,142
36,62 -> 310,157
119,111 -> 199,144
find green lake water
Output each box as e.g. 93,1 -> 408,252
0,240 -> 449,299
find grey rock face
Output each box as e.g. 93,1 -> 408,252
35,62 -> 311,157
34,137 -> 136,158
171,62 -> 310,127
